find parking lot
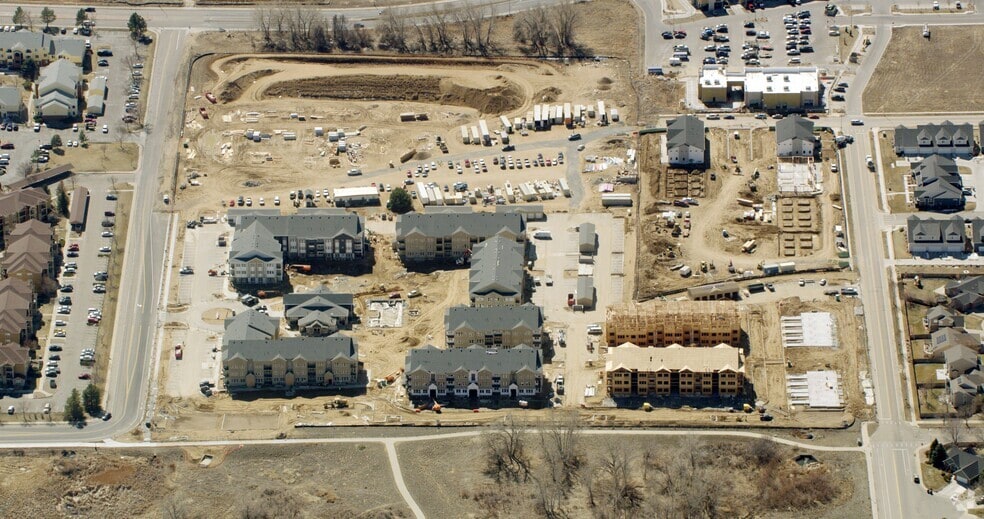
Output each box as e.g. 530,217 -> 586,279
658,3 -> 841,74
0,30 -> 144,184
527,213 -> 629,406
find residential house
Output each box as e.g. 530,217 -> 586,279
0,188 -> 51,249
894,121 -> 974,157
283,287 -> 355,336
605,300 -> 742,348
950,371 -> 984,408
945,345 -> 979,379
0,86 -> 25,122
235,209 -> 366,263
228,221 -> 285,286
222,335 -> 361,392
395,210 -> 526,264
927,328 -> 980,360
35,59 -> 82,121
404,344 -> 543,400
469,236 -> 525,307
666,115 -> 706,166
924,305 -> 964,332
605,342 -> 745,397
906,215 -> 965,255
971,218 -> 984,254
945,276 -> 984,312
0,32 -> 85,69
445,304 -> 543,349
0,342 -> 29,389
776,115 -> 816,157
944,446 -> 984,485
911,155 -> 964,211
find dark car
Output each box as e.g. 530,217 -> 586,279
831,94 -> 845,101
59,285 -> 74,292
746,29 -> 757,36
0,143 -> 13,150
97,49 -> 112,56
744,21 -> 755,28
49,344 -> 62,351
662,31 -> 673,39
102,413 -> 112,421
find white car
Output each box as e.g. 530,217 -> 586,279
273,196 -> 280,206
102,124 -> 109,133
54,320 -> 67,327
258,197 -> 265,206
99,246 -> 111,253
101,231 -> 114,238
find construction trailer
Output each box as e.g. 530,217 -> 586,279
470,126 -> 480,144
564,103 -> 572,127
598,101 -> 608,125
461,125 -> 470,144
479,119 -> 491,146
500,115 -> 513,134
534,105 -> 543,131
601,193 -> 632,206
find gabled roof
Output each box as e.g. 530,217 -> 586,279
37,59 -> 80,97
9,219 -> 52,240
445,304 -> 543,334
776,115 -> 814,146
51,39 -> 85,61
236,211 -> 364,240
223,309 -> 279,344
0,188 -> 49,217
297,310 -> 340,329
945,344 -> 979,372
0,86 -> 22,110
223,334 -> 358,363
945,446 -> 983,483
229,221 -> 282,263
972,219 -> 984,244
896,121 -> 974,149
396,211 -> 526,240
0,342 -> 28,367
605,342 -> 744,374
912,155 -> 960,187
907,215 -> 965,244
0,308 -> 28,335
926,305 -> 964,328
930,327 -> 980,354
469,236 -> 524,300
0,278 -> 33,299
405,344 -> 542,375
667,115 -> 706,151
3,249 -> 49,275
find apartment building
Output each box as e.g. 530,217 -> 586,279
0,188 -> 51,249
605,300 -> 741,347
605,343 -> 745,397
469,235 -> 526,307
404,344 -> 542,400
895,121 -> 974,157
0,342 -> 29,389
228,221 -> 284,286
0,32 -> 85,69
666,115 -> 706,166
776,116 -> 816,158
35,59 -> 82,121
395,210 -> 526,263
445,304 -> 543,349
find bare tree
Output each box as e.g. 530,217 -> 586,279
378,9 -> 410,53
514,7 -> 552,57
332,14 -> 352,51
538,411 -> 583,490
484,415 -> 532,483
551,1 -> 580,56
162,497 -> 187,519
592,441 -> 644,517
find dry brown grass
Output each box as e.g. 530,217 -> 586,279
865,26 -> 984,113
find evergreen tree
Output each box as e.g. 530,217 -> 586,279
75,9 -> 87,27
128,13 -> 147,42
39,7 -> 55,30
64,388 -> 85,423
82,383 -> 101,416
55,181 -> 69,216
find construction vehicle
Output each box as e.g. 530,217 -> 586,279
257,290 -> 281,298
287,264 -> 311,273
208,269 -> 218,276
199,107 -> 209,119
205,92 -> 217,104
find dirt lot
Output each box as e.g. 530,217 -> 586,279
864,25 -> 984,113
636,127 -> 844,298
0,444 -> 409,518
398,433 -> 870,519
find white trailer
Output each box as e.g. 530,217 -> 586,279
610,108 -> 619,122
470,126 -> 480,144
563,103 -> 572,127
500,115 -> 513,134
417,183 -> 430,205
598,101 -> 608,125
432,186 -> 445,206
574,105 -> 583,125
519,183 -> 538,201
553,105 -> 563,125
525,112 -> 533,129
500,131 -> 510,144
533,105 -> 543,131
601,193 -> 632,206
504,182 -> 516,203
558,178 -> 571,197
479,119 -> 491,146
586,105 -> 596,118
461,125 -> 470,144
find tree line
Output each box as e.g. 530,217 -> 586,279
254,1 -> 586,58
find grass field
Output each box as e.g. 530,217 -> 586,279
864,26 -> 984,113
50,143 -> 139,173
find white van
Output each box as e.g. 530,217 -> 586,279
533,230 -> 552,240
669,57 -> 682,66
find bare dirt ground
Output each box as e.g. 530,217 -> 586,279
398,433 -> 870,519
0,444 -> 410,518
865,25 -> 984,113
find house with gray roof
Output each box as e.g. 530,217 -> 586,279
469,236 -> 526,307
925,305 -> 964,332
223,310 -> 280,346
944,446 -> 984,485
894,121 -> 974,157
776,115 -> 816,157
222,334 -> 361,392
0,32 -> 85,69
229,221 -> 284,286
906,215 -> 965,255
86,75 -> 107,117
666,115 -> 706,166
0,86 -> 24,122
946,345 -> 980,379
35,59 -> 81,121
404,344 -> 543,400
395,210 -> 526,264
950,371 -> 984,409
911,155 -> 964,211
970,218 -> 984,254
945,276 -> 984,312
445,304 -> 543,349
283,287 -> 355,336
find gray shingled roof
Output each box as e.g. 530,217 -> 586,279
469,236 -> 525,300
913,155 -> 961,187
907,215 -> 965,245
445,304 -> 543,332
397,211 -> 525,240
236,212 -> 363,239
0,87 -> 21,111
224,334 -> 357,363
405,344 -> 541,375
37,59 -> 80,97
945,446 -> 983,483
895,121 -> 974,150
667,115 -> 706,152
284,290 -> 354,322
223,310 -> 279,344
229,221 -> 282,262
776,115 -> 814,146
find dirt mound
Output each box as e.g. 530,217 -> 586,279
263,74 -> 524,114
219,69 -> 277,103
533,86 -> 562,103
